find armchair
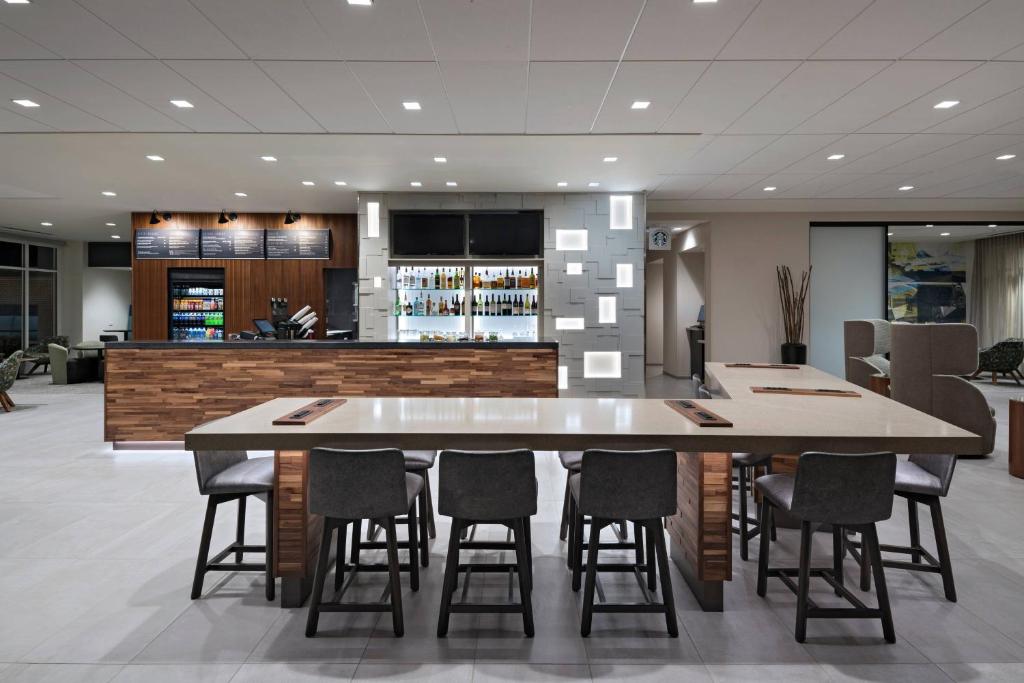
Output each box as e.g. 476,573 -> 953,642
972,338 -> 1024,385
0,350 -> 22,412
844,319 -> 891,389
22,335 -> 69,375
49,344 -> 98,385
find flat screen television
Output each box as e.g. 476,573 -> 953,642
391,213 -> 466,256
468,212 -> 543,257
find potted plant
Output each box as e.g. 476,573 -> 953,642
777,265 -> 811,364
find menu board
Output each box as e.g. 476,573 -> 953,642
266,229 -> 330,260
201,229 -> 265,259
134,228 -> 200,259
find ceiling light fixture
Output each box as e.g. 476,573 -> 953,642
827,153 -> 845,160
588,182 -> 600,187
347,0 -> 372,5
996,154 -> 1016,160
11,98 -> 39,107
234,192 -> 247,197
933,100 -> 959,109
4,1 -> 33,5
410,181 -> 422,187
170,99 -> 194,108
557,181 -> 568,187
693,0 -> 718,4
110,234 -> 120,239
630,101 -> 650,110
334,180 -> 347,186
146,154 -> 164,162
301,180 -> 315,186
149,210 -> 172,225
260,155 -> 277,162
603,156 -> 618,163
887,232 -> 893,236
763,186 -> 777,192
940,232 -> 951,236
446,181 -> 458,187
672,227 -> 685,232
402,101 -> 421,110
106,222 -> 116,227
988,224 -> 997,227
925,224 -> 934,227
40,222 -> 52,227
101,191 -> 117,197
217,210 -> 238,224
898,185 -> 914,191
433,156 -> 447,163
284,211 -> 301,225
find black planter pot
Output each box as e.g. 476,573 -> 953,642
781,342 -> 807,365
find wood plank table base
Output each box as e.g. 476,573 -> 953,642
275,450 -> 320,607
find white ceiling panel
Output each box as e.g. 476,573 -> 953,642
726,61 -> 889,134
718,0 -> 873,60
525,62 -> 616,134
908,0 -> 1024,60
0,106 -> 52,132
348,62 -> 457,134
0,71 -> 121,131
660,61 -> 799,134
818,173 -> 917,198
795,61 -> 980,134
998,42 -> 1024,60
0,0 -> 150,58
884,134 -> 1024,175
304,0 -> 433,61
258,62 -> 389,134
625,0 -> 760,61
167,61 -> 324,133
189,0 -> 337,60
990,116 -> 1024,135
833,134 -> 972,174
0,60 -> 187,132
729,135 -> 842,174
928,88 -> 1024,134
440,61 -> 528,134
649,175 -> 718,199
78,0 -> 245,60
75,60 -> 257,133
812,0 -> 986,59
421,0 -> 530,62
592,61 -> 708,134
950,175 -> 1024,197
784,134 -> 909,174
733,173 -> 818,199
691,174 -> 770,199
530,0 -> 643,61
671,135 -> 778,174
775,173 -> 872,198
0,23 -> 57,60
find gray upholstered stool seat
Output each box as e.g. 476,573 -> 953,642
403,450 -> 436,470
559,450 -> 629,548
894,460 -> 944,496
204,457 -> 274,494
559,450 -> 583,471
754,473 -> 794,510
734,452 -> 772,468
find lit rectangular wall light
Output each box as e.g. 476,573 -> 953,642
610,195 -> 632,230
616,263 -> 633,287
558,365 -> 569,390
555,317 -> 585,330
373,276 -> 382,288
555,229 -> 588,251
598,296 -> 616,324
367,201 -> 380,238
566,262 -> 583,275
583,351 -> 621,379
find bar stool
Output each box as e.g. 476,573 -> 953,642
305,448 -> 422,638
437,449 -> 536,637
848,453 -> 958,602
559,451 -> 631,572
569,449 -> 679,637
367,451 -> 436,568
755,451 -> 897,644
190,451 -> 275,601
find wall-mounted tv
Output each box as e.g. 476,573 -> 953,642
391,213 -> 466,256
468,211 -> 543,257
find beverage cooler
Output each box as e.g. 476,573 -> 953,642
390,264 -> 540,342
169,268 -> 225,341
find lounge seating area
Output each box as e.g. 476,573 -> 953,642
973,338 -> 1024,386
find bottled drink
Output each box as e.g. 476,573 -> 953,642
531,295 -> 538,315
472,270 -> 480,289
426,294 -> 434,315
453,295 -> 461,316
471,294 -> 477,316
394,291 -> 401,316
454,269 -> 461,289
496,270 -> 504,289
447,270 -> 454,289
405,296 -> 413,316
482,270 -> 490,289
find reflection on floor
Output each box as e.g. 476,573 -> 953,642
0,374 -> 1023,682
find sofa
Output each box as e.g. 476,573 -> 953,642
844,319 -> 891,389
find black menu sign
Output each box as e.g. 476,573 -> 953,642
266,229 -> 330,260
201,229 -> 265,259
134,228 -> 200,259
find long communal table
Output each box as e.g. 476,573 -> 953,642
184,362 -> 980,610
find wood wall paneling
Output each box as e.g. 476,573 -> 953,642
130,213 -> 357,340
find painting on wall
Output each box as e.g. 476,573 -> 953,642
887,242 -> 967,323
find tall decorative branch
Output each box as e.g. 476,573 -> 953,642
776,265 -> 811,344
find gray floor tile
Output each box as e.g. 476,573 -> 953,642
0,664 -> 122,683
591,663 -> 712,681
473,663 -> 592,681
110,664 -> 240,683
705,664 -> 830,682
229,662 -> 357,682
822,663 -> 955,682
350,662 -> 473,681
939,663 -> 1024,682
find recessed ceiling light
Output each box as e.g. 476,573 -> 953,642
301,180 -> 315,186
887,232 -> 893,236
940,232 -> 951,236
433,156 -> 447,163
110,235 -> 121,239
763,186 -> 777,192
996,154 -> 1016,160
4,1 -> 33,4
588,182 -> 600,187
146,154 -> 164,161
988,224 -> 997,227
630,101 -> 650,110
446,181 -> 458,187
672,227 -> 685,232
933,100 -> 959,109
410,181 -> 422,187
234,192 -> 247,197
40,222 -> 52,227
925,224 -> 934,227
402,101 -> 421,110
827,153 -> 845,160
898,185 -> 914,191
101,191 -> 117,197
334,180 -> 347,186
603,156 -> 618,163
693,0 -> 718,4
347,0 -> 372,5
557,181 -> 568,187
260,155 -> 277,162
11,98 -> 39,107
170,99 -> 194,108
106,222 -> 116,227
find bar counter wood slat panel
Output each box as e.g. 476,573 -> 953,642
105,347 -> 558,443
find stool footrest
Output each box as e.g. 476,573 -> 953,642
592,603 -> 670,614
207,562 -> 267,571
450,603 -> 526,614
316,603 -> 393,613
457,563 -> 520,573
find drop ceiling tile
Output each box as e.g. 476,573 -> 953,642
833,133 -> 972,173
440,61 -> 527,133
949,175 -> 1024,197
626,0 -> 760,60
908,0 -> 1024,59
733,173 -> 819,199
997,42 -> 1024,60
775,173 -> 871,198
78,0 -> 246,59
0,105 -> 53,132
783,134 -> 908,173
717,0 -> 873,60
75,60 -> 257,132
885,134 -> 1024,175
0,24 -> 58,60
304,0 -> 434,61
348,62 -> 457,134
730,135 -> 842,174
592,62 -> 707,134
726,61 -> 889,134
0,73 -> 118,131
0,0 -> 150,58
421,0 -> 530,61
863,61 -> 1024,134
660,60 -> 799,134
649,175 -> 719,199
671,135 -> 779,174
189,0 -> 338,59
530,0 -> 643,61
990,116 -> 1024,135
795,61 -> 980,134
166,61 -> 324,133
817,173 -> 916,198
258,61 -> 389,133
0,60 -> 187,132
525,62 -> 616,133
813,0 -> 986,59
928,88 -> 1024,134
691,174 -> 770,199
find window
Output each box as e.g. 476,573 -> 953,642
0,240 -> 58,353
0,268 -> 22,357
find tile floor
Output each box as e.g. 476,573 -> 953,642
0,374 -> 1022,682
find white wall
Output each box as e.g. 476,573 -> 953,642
645,259 -> 663,365
59,240 -> 85,345
82,268 -> 131,341
808,226 -> 885,376
663,252 -> 705,377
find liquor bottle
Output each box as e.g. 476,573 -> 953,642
496,270 -> 504,289
472,269 -> 481,289
482,270 -> 490,289
415,296 -> 424,316
531,295 -> 538,315
421,270 -> 428,288
453,295 -> 461,316
395,291 -> 402,317
434,268 -> 440,289
517,294 -> 523,315
426,294 -> 434,316
447,270 -> 454,289
454,269 -> 461,290
405,296 -> 413,316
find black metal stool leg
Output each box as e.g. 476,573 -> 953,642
334,521 -> 348,593
305,520 -> 334,637
865,523 -> 896,643
795,521 -> 812,643
385,517 -> 404,637
929,499 -> 957,602
646,523 -> 657,591
514,518 -> 535,637
437,519 -> 463,637
580,518 -> 604,637
235,495 -> 246,563
756,499 -> 772,597
571,502 -> 585,591
738,465 -> 749,561
559,474 -> 571,541
265,491 -> 275,601
407,499 -> 420,593
350,518 -> 362,567
908,499 -> 922,564
832,524 -> 844,596
650,520 -> 679,637
859,530 -> 872,591
425,477 -> 437,539
191,497 -> 218,599
417,480 -> 430,568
